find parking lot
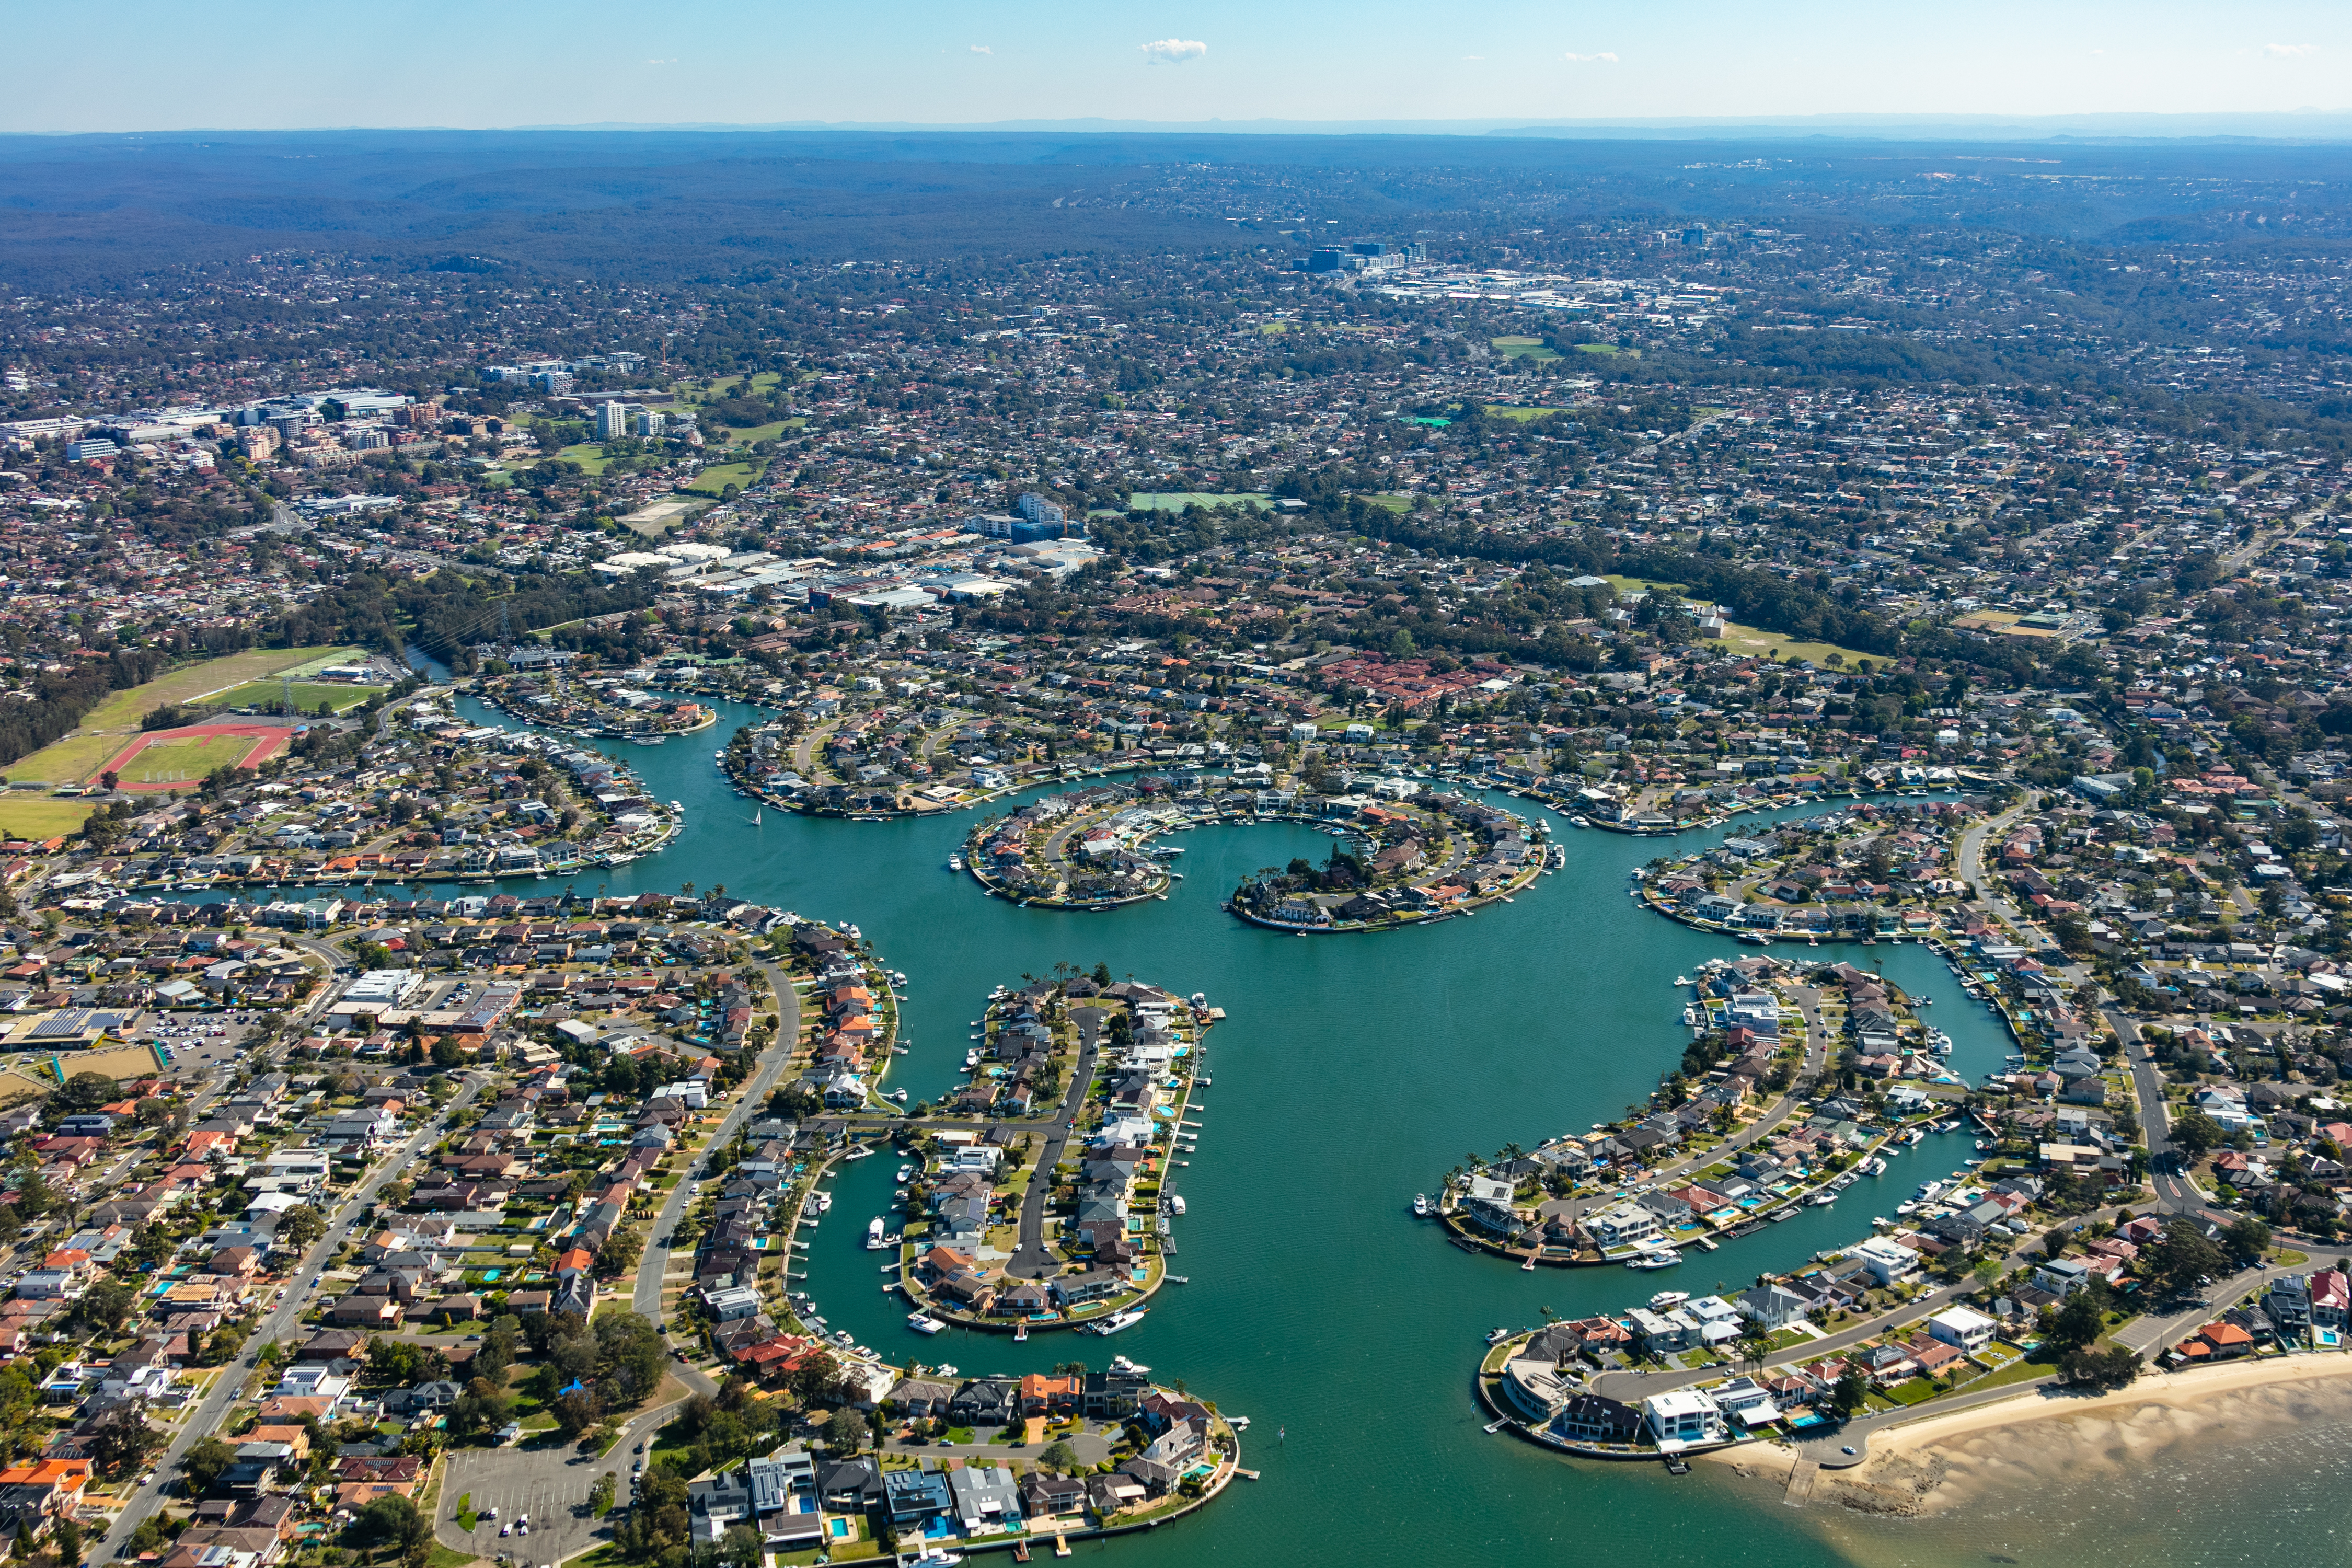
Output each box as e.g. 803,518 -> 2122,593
436,1407 -> 675,1564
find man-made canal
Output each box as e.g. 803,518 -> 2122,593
452,694 -> 2016,1565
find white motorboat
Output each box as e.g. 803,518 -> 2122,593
1626,1250 -> 1684,1271
1485,1326 -> 1514,1345
1413,1193 -> 1431,1218
1089,1308 -> 1148,1335
1169,1195 -> 1186,1216
1646,1290 -> 1689,1310
865,1218 -> 886,1250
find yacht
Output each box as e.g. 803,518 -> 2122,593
1485,1326 -> 1515,1345
947,856 -> 964,872
1626,1250 -> 1684,1271
1808,1192 -> 1837,1207
865,1218 -> 886,1250
811,1192 -> 833,1216
1169,1195 -> 1186,1216
1412,1193 -> 1431,1218
1646,1290 -> 1690,1310
1089,1308 -> 1148,1335
896,1165 -> 915,1183
906,1310 -> 946,1335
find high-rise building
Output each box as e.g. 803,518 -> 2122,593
595,401 -> 629,441
633,409 -> 665,439
1015,492 -> 1064,526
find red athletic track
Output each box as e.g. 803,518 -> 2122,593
98,723 -> 294,792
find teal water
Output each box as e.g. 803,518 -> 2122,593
446,695 -> 2142,1566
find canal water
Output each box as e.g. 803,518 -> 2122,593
438,693 -> 2123,1566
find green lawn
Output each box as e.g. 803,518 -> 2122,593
0,798 -> 96,837
4,733 -> 125,788
1353,493 -> 1414,514
1126,492 -> 1275,512
215,679 -> 384,714
716,417 -> 806,445
1576,342 -> 1622,357
1491,336 -> 1560,361
1483,405 -> 1563,422
63,645 -> 361,735
686,462 -> 760,497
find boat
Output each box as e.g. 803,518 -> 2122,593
1169,1195 -> 1186,1216
1413,1193 -> 1431,1218
631,735 -> 665,746
906,1312 -> 946,1335
1166,1275 -> 1189,1284
1485,1326 -> 1514,1345
1626,1250 -> 1684,1271
865,1218 -> 886,1250
1089,1308 -> 1148,1335
811,1192 -> 833,1216
906,1548 -> 963,1566
1228,1415 -> 1248,1430
1646,1290 -> 1690,1310
1014,1322 -> 1029,1342
1808,1192 -> 1836,1207
947,856 -> 964,872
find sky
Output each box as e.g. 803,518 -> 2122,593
4,0 -> 2347,134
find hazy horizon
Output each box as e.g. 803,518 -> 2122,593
6,0 -> 2345,135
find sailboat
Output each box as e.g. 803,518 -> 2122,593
746,806 -> 763,827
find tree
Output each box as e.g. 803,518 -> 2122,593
86,1401 -> 161,1476
70,1277 -> 136,1336
2044,1288 -> 2107,1355
2059,1344 -> 2141,1390
359,1494 -> 426,1551
2147,1225 -> 2228,1298
1830,1367 -> 1871,1419
721,1524 -> 763,1568
588,1473 -> 616,1516
553,1387 -> 602,1437
1037,1439 -> 1080,1474
2221,1215 -> 2273,1265
276,1204 -> 328,1250
2170,1110 -> 2226,1158
183,1433 -> 237,1493
53,1071 -> 119,1113
822,1408 -> 863,1454
53,1519 -> 80,1568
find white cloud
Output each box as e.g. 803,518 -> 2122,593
645,57 -> 677,65
2264,42 -> 2319,57
1462,54 -> 1484,61
970,43 -> 992,54
1139,38 -> 1208,63
1563,51 -> 1619,63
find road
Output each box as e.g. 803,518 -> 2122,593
1532,983 -> 1833,1236
1004,1007 -> 1104,1282
100,1072 -> 490,1557
632,961 -> 806,1381
431,967 -> 808,1561
1786,1256 -> 2279,1468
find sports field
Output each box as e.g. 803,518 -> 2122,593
215,679 -> 383,714
1491,336 -> 1560,361
99,724 -> 292,791
0,798 -> 96,838
75,645 -> 360,731
10,646 -> 358,785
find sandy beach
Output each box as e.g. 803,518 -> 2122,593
1707,1352 -> 2352,1516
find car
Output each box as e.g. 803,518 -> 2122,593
517,1525 -> 529,1537
633,1458 -> 644,1472
482,1507 -> 498,1521
635,1440 -> 646,1453
498,1526 -> 511,1538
